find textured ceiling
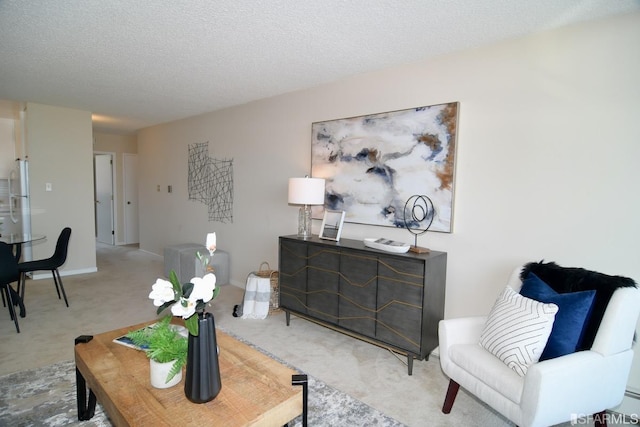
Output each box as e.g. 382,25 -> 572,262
0,0 -> 638,134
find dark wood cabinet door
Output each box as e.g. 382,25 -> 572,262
376,256 -> 425,354
279,239 -> 308,314
279,235 -> 447,372
307,244 -> 340,324
338,251 -> 378,336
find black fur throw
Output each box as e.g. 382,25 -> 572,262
520,261 -> 637,350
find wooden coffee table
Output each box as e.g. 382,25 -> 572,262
74,320 -> 307,426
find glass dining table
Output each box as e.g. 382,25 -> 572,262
0,233 -> 46,261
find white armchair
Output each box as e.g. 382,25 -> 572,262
439,267 -> 640,427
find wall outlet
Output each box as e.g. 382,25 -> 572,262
46,183 -> 52,191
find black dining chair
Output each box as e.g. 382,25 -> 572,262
18,227 -> 72,307
1,241 -> 23,333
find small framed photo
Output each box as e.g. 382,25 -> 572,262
319,210 -> 346,241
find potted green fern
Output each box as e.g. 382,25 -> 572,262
126,315 -> 188,388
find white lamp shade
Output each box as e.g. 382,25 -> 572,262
288,177 -> 325,205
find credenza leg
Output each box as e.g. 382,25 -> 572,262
407,355 -> 414,376
285,310 -> 291,326
292,374 -> 308,427
75,335 -> 97,421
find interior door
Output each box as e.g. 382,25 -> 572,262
94,153 -> 114,244
123,153 -> 139,244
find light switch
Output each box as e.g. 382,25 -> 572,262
46,183 -> 52,192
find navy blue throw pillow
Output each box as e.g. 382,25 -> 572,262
520,273 -> 595,360
520,261 -> 636,350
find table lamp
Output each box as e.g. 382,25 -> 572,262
288,176 -> 325,239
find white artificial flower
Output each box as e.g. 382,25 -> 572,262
171,298 -> 196,319
206,232 -> 216,256
189,273 -> 216,303
149,278 -> 175,306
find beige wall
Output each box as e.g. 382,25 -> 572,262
0,118 -> 16,177
138,12 -> 640,317
0,118 -> 16,236
25,102 -> 96,275
93,132 -> 137,244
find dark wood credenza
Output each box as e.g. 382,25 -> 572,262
278,235 -> 447,375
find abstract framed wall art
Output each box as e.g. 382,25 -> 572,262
311,102 -> 459,232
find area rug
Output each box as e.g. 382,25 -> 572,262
0,355 -> 405,427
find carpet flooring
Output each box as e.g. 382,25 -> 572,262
0,351 -> 405,427
0,243 -> 516,426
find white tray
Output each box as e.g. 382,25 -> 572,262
363,238 -> 410,253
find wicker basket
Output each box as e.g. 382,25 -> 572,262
255,262 -> 280,313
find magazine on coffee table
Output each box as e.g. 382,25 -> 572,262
112,324 -> 154,350
112,323 -> 188,351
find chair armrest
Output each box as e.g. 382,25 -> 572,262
438,316 -> 487,378
521,349 -> 634,426
592,287 -> 640,356
439,316 -> 487,349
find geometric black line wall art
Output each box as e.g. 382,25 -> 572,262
188,141 -> 234,223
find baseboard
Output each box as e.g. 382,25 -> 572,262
229,280 -> 244,288
32,267 -> 98,280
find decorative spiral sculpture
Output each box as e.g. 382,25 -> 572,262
403,195 -> 435,250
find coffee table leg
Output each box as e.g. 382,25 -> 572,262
291,374 -> 308,427
75,335 -> 97,421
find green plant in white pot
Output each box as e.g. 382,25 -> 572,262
126,315 -> 188,388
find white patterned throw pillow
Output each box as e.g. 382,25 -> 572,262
480,286 -> 558,376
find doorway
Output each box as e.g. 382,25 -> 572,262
94,153 -> 115,245
123,153 -> 139,244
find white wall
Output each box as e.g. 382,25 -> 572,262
137,12 -> 640,318
26,102 -> 96,275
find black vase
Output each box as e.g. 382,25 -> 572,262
184,311 -> 222,403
